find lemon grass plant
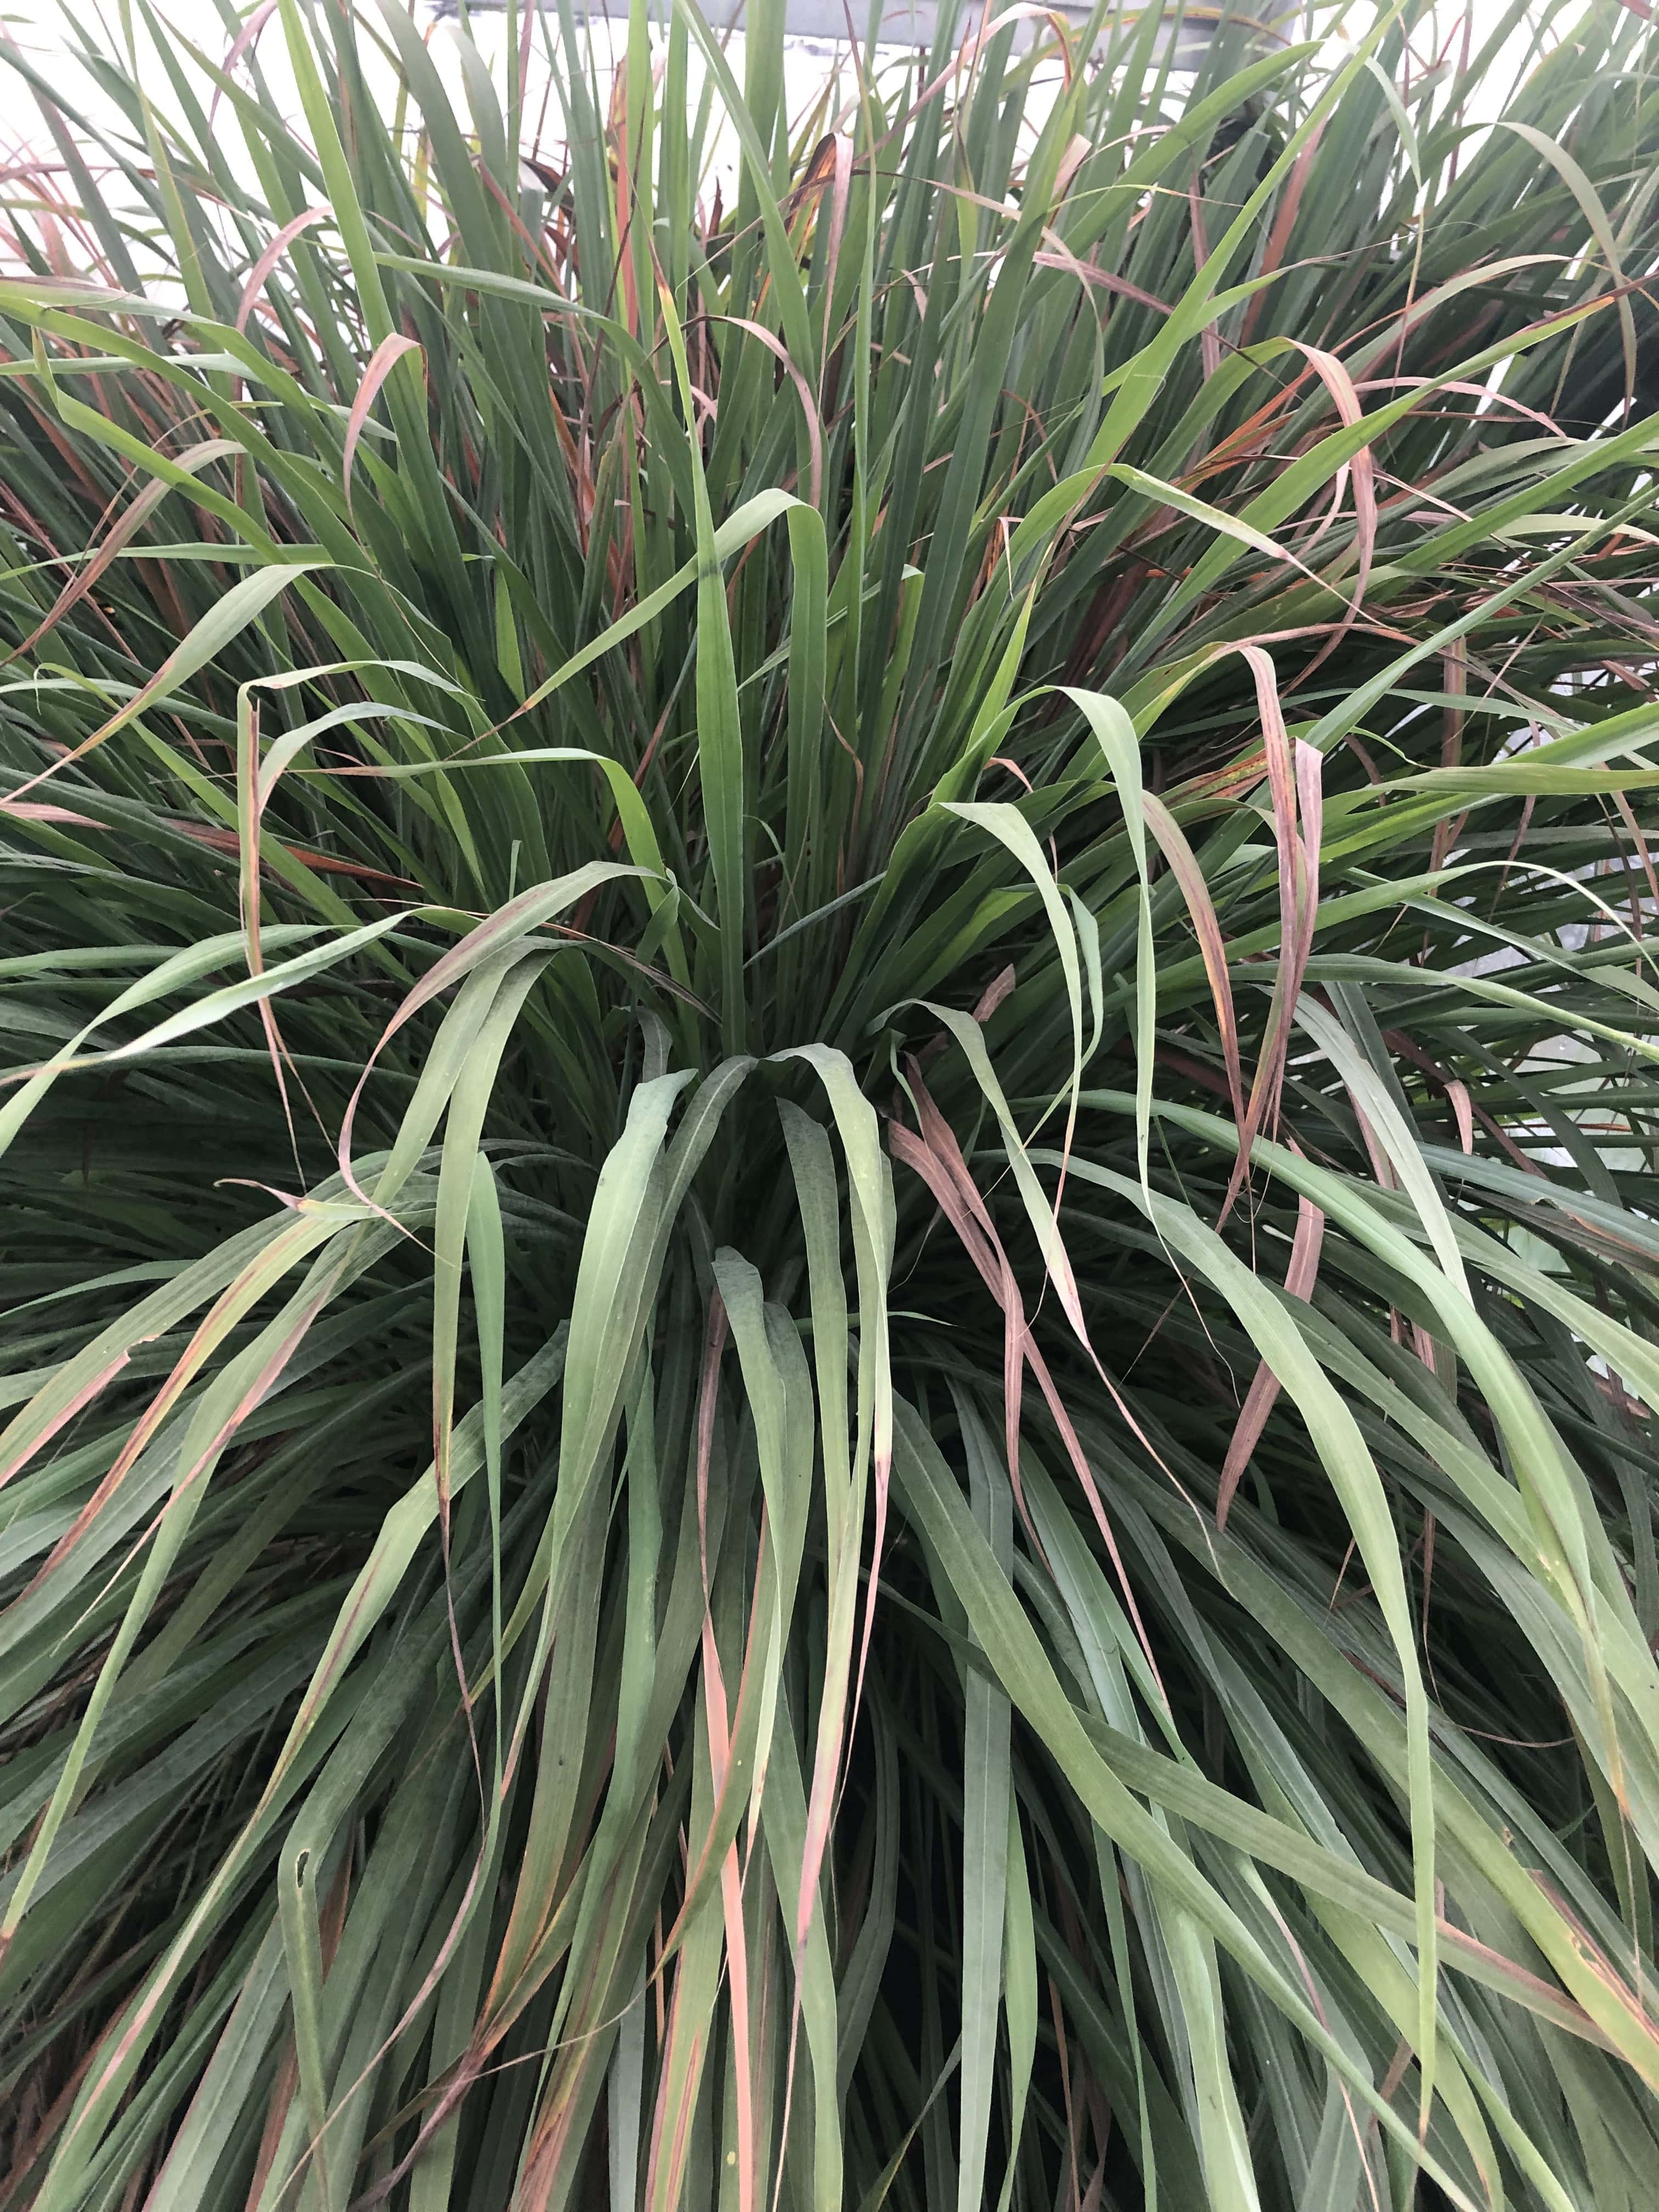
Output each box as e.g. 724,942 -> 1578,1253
3,0 -> 1659,2205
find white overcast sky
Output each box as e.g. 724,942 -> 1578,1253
2,0 -> 1557,191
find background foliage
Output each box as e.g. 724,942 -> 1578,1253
3,0 -> 1659,2205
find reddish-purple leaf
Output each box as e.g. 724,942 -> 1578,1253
235,207 -> 331,334
343,334 -> 422,517
1217,1192 -> 1327,1528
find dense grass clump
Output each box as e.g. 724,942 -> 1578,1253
3,0 -> 1659,2203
